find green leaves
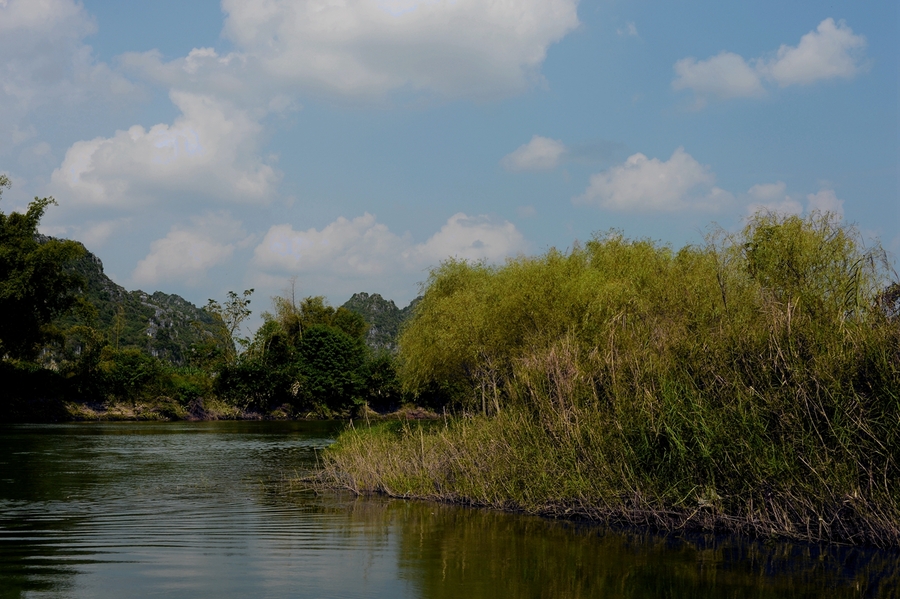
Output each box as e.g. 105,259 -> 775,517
219,292 -> 387,415
204,288 -> 254,364
296,324 -> 367,413
0,181 -> 85,361
398,212 -> 898,419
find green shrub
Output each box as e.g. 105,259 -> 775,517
327,213 -> 900,545
296,324 -> 367,413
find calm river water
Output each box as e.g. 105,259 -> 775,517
0,421 -> 896,598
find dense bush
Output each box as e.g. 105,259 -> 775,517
0,177 -> 86,361
328,213 -> 900,545
215,359 -> 293,411
221,294 -> 405,415
295,324 -> 367,413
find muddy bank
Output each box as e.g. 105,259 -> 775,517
4,395 -> 440,423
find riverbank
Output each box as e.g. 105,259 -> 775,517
4,394 -> 439,423
321,412 -> 900,548
319,214 -> 900,548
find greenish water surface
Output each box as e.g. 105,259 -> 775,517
0,422 -> 895,598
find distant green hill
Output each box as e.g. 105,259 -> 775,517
60,241 -> 222,365
50,238 -> 418,363
341,292 -> 420,351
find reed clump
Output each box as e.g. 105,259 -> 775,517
323,213 -> 900,546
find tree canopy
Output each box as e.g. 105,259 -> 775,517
0,176 -> 85,360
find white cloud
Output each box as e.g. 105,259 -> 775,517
40,217 -> 133,249
760,19 -> 866,87
0,0 -> 141,146
744,183 -> 844,218
745,181 -> 803,216
806,188 -> 844,216
409,212 -> 527,263
502,135 -> 567,171
15,140 -> 56,171
124,0 -> 580,101
747,181 -> 788,203
49,91 -> 280,208
673,52 -> 765,100
575,147 -> 731,212
78,219 -> 128,248
133,212 -> 249,286
253,212 -> 526,276
253,213 -> 409,274
673,18 -> 866,102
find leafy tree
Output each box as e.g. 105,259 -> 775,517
249,292 -> 369,364
360,350 -> 404,412
296,324 -> 367,413
0,176 -> 85,360
226,292 -> 374,413
288,295 -> 369,340
214,359 -> 294,412
204,289 -> 254,364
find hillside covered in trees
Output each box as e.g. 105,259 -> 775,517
0,176 -> 421,420
53,243 -> 223,366
54,252 -> 420,368
340,292 -> 420,351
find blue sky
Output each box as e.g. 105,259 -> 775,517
1,0 -> 897,318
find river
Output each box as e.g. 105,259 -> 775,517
0,422 -> 895,598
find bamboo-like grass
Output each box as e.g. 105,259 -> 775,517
322,213 -> 900,546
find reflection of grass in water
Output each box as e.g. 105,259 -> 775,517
391,501 -> 898,599
252,494 -> 900,598
324,214 -> 900,547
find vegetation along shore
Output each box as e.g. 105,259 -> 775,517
0,177 -> 418,422
3,175 -> 899,546
321,212 -> 900,548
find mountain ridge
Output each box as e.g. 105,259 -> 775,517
56,239 -> 418,362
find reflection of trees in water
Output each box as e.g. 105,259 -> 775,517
0,421 -> 344,599
386,501 -> 898,599
0,426 -> 113,598
4,424 -> 897,598
0,513 -> 81,599
251,491 -> 900,598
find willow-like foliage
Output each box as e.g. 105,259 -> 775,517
330,213 -> 900,545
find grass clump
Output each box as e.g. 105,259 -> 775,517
323,213 -> 900,546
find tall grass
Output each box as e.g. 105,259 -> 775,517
323,213 -> 900,546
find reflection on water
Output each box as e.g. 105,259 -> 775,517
0,422 -> 896,598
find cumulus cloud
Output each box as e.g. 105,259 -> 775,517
502,135 -> 567,171
253,214 -> 409,275
410,212 -> 527,263
123,0 -> 580,101
253,212 -> 526,276
760,19 -> 867,87
673,18 -> 866,103
49,91 -> 280,208
133,212 -> 250,286
673,52 -> 765,100
744,182 -> 844,217
575,147 -> 731,212
805,188 -> 844,216
745,181 -> 803,216
0,0 -> 141,147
